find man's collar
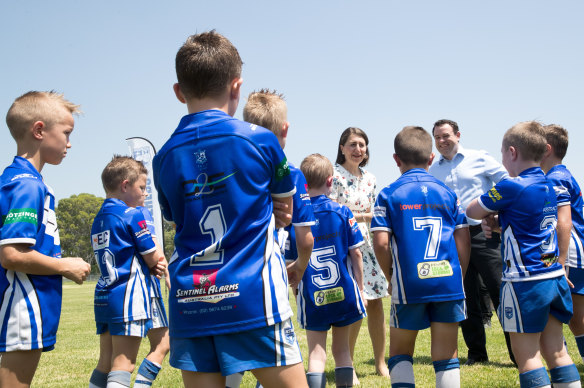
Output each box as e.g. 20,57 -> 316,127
438,145 -> 466,164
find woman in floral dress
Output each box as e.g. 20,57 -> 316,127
330,127 -> 389,381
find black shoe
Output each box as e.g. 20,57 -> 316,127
464,357 -> 489,366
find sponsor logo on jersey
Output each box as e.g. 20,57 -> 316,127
505,307 -> 514,320
417,260 -> 453,279
284,326 -> 296,345
3,208 -> 38,225
373,206 -> 386,218
314,231 -> 340,243
314,287 -> 345,306
92,230 -> 110,250
175,269 -> 240,304
194,149 -> 207,169
275,157 -> 291,182
399,203 -> 446,211
300,193 -> 310,200
10,173 -> 37,181
138,220 -> 148,230
543,205 -> 557,214
349,217 -> 357,227
134,221 -> 151,238
182,171 -> 237,198
488,187 -> 502,202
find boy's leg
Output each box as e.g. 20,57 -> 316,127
182,370 -> 225,388
108,334 -> 143,388
388,327 -> 417,387
90,332 -> 113,388
430,322 -> 460,388
331,325 -> 354,388
347,319 -> 361,385
305,329 -> 327,388
509,332 -> 544,373
540,315 -> 581,387
135,327 -> 169,387
252,363 -> 308,388
569,294 -> 584,362
0,349 -> 42,388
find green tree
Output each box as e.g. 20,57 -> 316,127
56,193 -> 104,272
163,220 -> 176,259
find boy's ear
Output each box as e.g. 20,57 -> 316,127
281,122 -> 290,140
230,77 -> 243,100
427,152 -> 435,167
543,143 -> 553,158
173,83 -> 186,104
393,153 -> 402,167
32,121 -> 45,140
326,175 -> 334,188
120,179 -> 130,193
509,146 -> 518,161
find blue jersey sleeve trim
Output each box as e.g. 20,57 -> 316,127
271,188 -> 297,198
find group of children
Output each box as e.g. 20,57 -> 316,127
0,29 -> 583,388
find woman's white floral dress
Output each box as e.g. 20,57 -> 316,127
330,164 -> 389,299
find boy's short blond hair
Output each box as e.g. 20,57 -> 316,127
243,89 -> 287,136
300,153 -> 333,189
394,126 -> 432,166
175,30 -> 242,99
543,124 -> 569,160
101,155 -> 148,195
503,121 -> 547,162
6,91 -> 80,141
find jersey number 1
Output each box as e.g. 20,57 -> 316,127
190,204 -> 226,267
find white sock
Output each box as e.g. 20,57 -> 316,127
434,358 -> 460,388
106,370 -> 131,388
388,355 -> 414,386
225,372 -> 245,388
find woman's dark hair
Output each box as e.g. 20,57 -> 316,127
335,127 -> 370,167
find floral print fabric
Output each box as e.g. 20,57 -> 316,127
330,164 -> 389,299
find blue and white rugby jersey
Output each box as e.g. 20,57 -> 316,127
92,198 -> 156,323
138,206 -> 163,298
152,110 -> 296,337
478,167 -> 564,281
371,168 -> 467,304
0,156 -> 62,352
296,195 -> 365,329
282,164 -> 316,260
546,165 -> 584,269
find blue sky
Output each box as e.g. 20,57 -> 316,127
1,1 -> 583,200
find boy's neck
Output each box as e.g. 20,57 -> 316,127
540,156 -> 563,174
511,160 -> 541,177
185,97 -> 232,116
16,144 -> 43,172
308,186 -> 330,198
399,164 -> 428,175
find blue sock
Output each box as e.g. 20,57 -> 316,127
519,367 -> 550,388
550,364 -> 580,387
575,334 -> 584,362
89,368 -> 108,388
134,359 -> 161,387
306,372 -> 326,388
388,355 -> 415,388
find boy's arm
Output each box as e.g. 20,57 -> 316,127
272,196 -> 293,228
556,205 -> 572,268
286,225 -> 314,290
373,231 -> 393,292
454,227 -> 471,277
349,246 -> 365,303
466,198 -> 493,220
151,236 -> 170,288
0,244 -> 90,284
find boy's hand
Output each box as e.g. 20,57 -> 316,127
61,257 -> 91,284
150,257 -> 167,278
286,260 -> 307,290
481,214 -> 500,238
273,201 -> 292,228
360,290 -> 368,308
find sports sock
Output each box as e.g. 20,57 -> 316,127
89,368 -> 108,388
306,372 -> 326,388
519,367 -> 550,388
388,355 -> 415,387
134,359 -> 161,387
106,370 -> 131,388
575,334 -> 584,363
335,367 -> 353,387
225,372 -> 245,388
433,358 -> 460,388
254,380 -> 264,388
550,364 -> 581,388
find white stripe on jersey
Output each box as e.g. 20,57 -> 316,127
346,258 -> 365,315
261,216 -> 293,326
502,226 -> 527,279
0,271 -> 43,351
391,235 -> 407,304
123,256 -> 150,321
500,282 -> 524,333
297,278 -> 307,328
43,193 -> 60,245
569,226 -> 584,268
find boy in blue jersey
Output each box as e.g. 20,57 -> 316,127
223,91 -> 315,388
0,91 -> 91,388
152,31 -> 307,388
371,126 -> 470,388
467,121 -> 580,388
297,153 -> 365,388
541,124 -> 584,364
89,156 -> 167,388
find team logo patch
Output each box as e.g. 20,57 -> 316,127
505,307 -> 514,320
284,327 -> 296,345
417,260 -> 453,279
314,287 -> 345,306
421,185 -> 428,196
488,187 -> 502,202
182,171 -> 236,198
349,217 -> 357,228
3,208 -> 38,225
92,230 -> 110,250
275,158 -> 291,182
373,206 -> 386,218
194,149 -> 207,169
134,220 -> 150,238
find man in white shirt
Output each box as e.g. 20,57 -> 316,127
429,119 -> 514,366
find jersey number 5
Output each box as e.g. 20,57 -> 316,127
310,246 -> 340,288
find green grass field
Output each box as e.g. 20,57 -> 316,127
32,281 -> 583,387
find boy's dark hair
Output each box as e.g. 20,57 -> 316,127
301,153 -> 333,189
432,119 -> 459,135
503,121 -> 547,162
101,155 -> 148,194
394,126 -> 433,165
543,124 -> 569,160
175,30 -> 242,99
335,127 -> 370,167
243,89 -> 287,135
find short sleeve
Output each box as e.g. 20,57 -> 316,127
477,178 -> 516,212
0,178 -> 44,246
370,191 -> 392,232
127,209 -> 156,255
291,169 -> 315,226
452,197 -> 469,229
261,132 -> 295,198
346,208 -> 364,249
138,207 -> 157,237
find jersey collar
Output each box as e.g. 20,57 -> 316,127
11,156 -> 42,179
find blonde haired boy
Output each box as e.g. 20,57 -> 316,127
0,91 -> 91,388
467,121 -> 580,388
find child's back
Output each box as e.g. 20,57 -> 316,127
297,195 -> 365,328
